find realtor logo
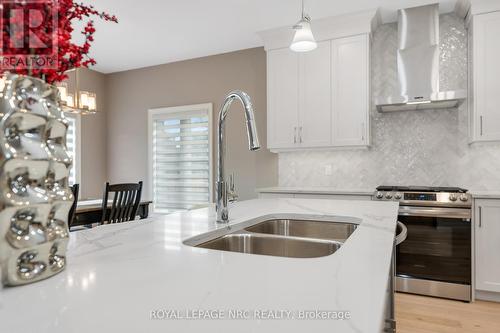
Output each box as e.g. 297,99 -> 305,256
0,0 -> 58,70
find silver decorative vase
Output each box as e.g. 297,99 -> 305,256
0,74 -> 72,286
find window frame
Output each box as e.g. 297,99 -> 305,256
147,103 -> 214,213
65,113 -> 82,187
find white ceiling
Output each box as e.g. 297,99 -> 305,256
83,0 -> 459,73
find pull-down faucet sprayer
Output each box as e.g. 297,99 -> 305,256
216,90 -> 260,223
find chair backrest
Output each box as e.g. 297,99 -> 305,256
101,181 -> 143,224
68,184 -> 80,228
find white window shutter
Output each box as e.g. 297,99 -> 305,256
151,105 -> 212,213
66,117 -> 77,185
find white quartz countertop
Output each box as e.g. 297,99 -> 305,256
257,187 -> 374,196
470,190 -> 500,199
0,198 -> 398,333
257,187 -> 500,200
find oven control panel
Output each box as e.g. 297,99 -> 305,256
373,191 -> 472,208
404,193 -> 436,201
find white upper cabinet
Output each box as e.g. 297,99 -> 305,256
260,12 -> 376,152
265,35 -> 371,151
332,34 -> 370,146
475,199 -> 500,293
470,11 -> 500,142
298,41 -> 332,148
267,42 -> 332,150
267,48 -> 299,149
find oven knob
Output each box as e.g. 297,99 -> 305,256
449,194 -> 458,201
375,191 -> 384,199
459,194 -> 469,202
385,192 -> 393,199
394,192 -> 402,200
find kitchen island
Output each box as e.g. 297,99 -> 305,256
0,198 -> 398,333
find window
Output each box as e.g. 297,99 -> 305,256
65,114 -> 81,186
148,103 -> 213,214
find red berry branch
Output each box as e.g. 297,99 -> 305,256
1,0 -> 118,84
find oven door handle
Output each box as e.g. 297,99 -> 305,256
398,206 -> 471,219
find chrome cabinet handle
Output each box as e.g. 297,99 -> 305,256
299,127 -> 303,143
480,116 -> 483,136
479,206 -> 482,228
293,127 -> 297,144
361,122 -> 365,142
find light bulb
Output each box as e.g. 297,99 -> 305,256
79,91 -> 89,109
57,85 -> 68,103
67,94 -> 74,107
0,76 -> 5,92
88,94 -> 96,111
290,18 -> 317,52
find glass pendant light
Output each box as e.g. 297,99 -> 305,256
290,0 -> 317,52
56,68 -> 97,115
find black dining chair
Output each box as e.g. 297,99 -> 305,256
68,183 -> 80,229
101,181 -> 143,224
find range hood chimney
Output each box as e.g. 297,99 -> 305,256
376,4 -> 466,112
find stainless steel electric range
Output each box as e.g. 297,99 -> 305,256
373,186 -> 472,302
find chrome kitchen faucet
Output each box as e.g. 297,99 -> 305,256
216,91 -> 260,223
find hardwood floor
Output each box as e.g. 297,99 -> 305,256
396,293 -> 500,333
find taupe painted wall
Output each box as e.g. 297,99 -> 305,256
104,47 -> 278,200
74,69 -> 108,199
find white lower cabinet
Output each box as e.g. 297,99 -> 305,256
475,199 -> 500,293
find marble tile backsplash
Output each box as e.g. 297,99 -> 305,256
279,14 -> 500,191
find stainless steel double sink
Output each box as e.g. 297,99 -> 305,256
190,218 -> 358,259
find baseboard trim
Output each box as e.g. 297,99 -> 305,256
476,290 -> 500,303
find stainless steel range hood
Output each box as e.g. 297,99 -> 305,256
376,4 -> 466,112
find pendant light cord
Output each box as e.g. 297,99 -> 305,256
301,0 -> 305,19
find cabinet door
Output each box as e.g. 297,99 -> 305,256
473,12 -> 500,141
298,41 -> 332,147
331,34 -> 370,146
267,48 -> 299,149
475,199 -> 500,292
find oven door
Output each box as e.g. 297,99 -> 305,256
396,206 -> 471,300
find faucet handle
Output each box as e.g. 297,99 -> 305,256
216,179 -> 229,222
228,174 -> 239,203
229,174 -> 235,192
223,181 -> 228,206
